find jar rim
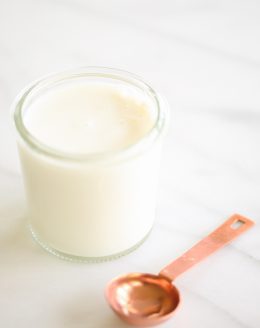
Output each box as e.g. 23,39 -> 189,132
13,66 -> 167,164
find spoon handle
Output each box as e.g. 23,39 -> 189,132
159,214 -> 254,282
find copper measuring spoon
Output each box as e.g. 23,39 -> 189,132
105,214 -> 254,327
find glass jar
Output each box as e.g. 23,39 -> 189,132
13,67 -> 168,262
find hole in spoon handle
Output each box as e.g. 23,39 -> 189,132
159,214 -> 254,282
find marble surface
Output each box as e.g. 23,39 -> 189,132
0,0 -> 260,327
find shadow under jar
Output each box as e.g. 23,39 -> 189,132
13,67 -> 168,262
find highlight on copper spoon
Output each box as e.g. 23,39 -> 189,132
105,214 -> 254,327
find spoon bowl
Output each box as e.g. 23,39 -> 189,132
106,273 -> 180,326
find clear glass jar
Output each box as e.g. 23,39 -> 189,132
13,67 -> 168,262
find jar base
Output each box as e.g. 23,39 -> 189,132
29,224 -> 152,263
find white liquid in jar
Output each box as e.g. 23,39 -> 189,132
24,84 -> 155,154
18,82 -> 163,258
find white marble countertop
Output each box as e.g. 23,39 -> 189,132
0,0 -> 260,327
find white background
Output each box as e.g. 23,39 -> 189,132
0,1 -> 260,327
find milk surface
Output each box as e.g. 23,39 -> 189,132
18,82 -> 162,258
24,84 -> 154,154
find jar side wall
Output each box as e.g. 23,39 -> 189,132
18,139 -> 163,258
